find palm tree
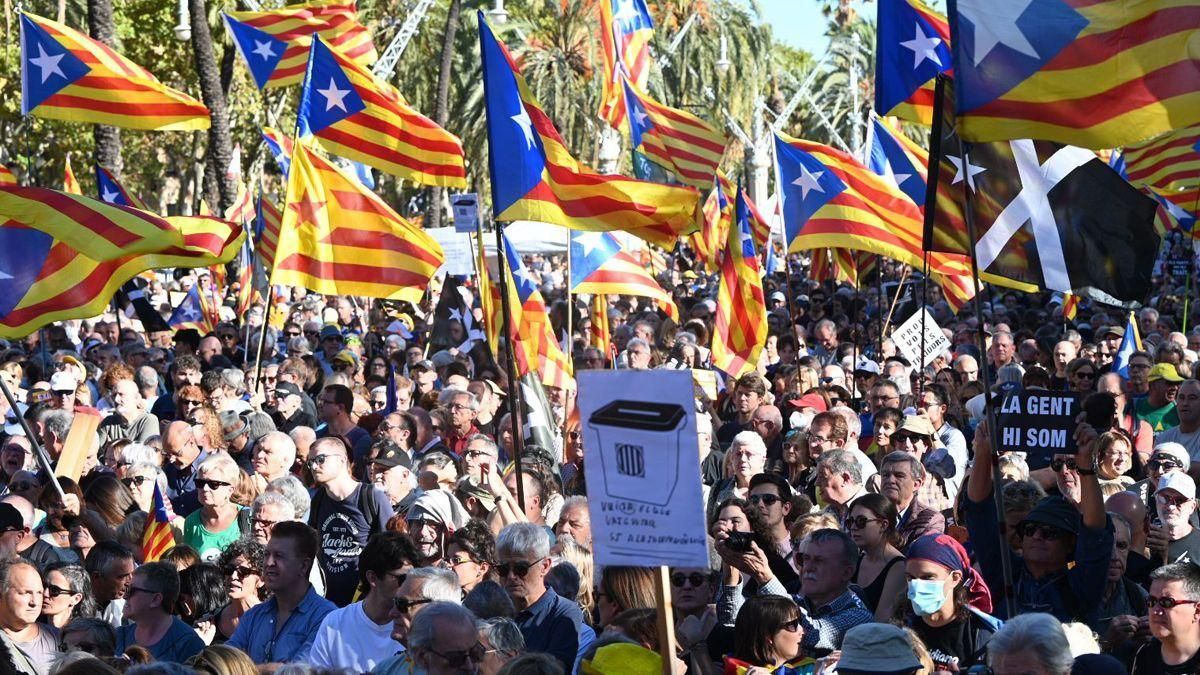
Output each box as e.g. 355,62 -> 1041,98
189,0 -> 236,214
427,0 -> 464,230
87,0 -> 122,175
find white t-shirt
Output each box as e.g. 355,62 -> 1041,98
308,600 -> 400,671
1156,425 -> 1200,462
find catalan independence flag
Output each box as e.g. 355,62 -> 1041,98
711,189 -> 767,379
297,37 -> 466,188
590,294 -> 612,362
254,195 -> 283,270
478,13 -> 698,249
271,142 -> 443,303
19,13 -> 209,131
622,77 -> 726,189
95,165 -> 149,211
63,155 -> 80,194
947,0 -> 1200,149
501,232 -> 574,391
598,0 -> 654,129
0,166 -> 15,186
875,0 -> 952,125
1122,126 -> 1200,194
262,127 -> 294,175
141,484 -> 175,562
690,172 -> 735,272
1062,293 -> 1080,321
223,0 -> 376,89
168,283 -> 217,333
569,231 -> 679,321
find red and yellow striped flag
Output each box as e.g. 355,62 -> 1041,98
690,172 -> 734,272
63,155 -> 80,194
223,0 -> 376,89
0,166 -> 15,186
598,0 -> 654,128
271,142 -> 443,303
142,484 -> 175,562
712,189 -> 768,378
623,77 -> 727,189
590,294 -> 611,361
297,37 -> 466,188
1123,125 -> 1200,194
500,232 -> 574,391
20,13 -> 210,131
1063,293 -> 1080,321
254,195 -> 282,271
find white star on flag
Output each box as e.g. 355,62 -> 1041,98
632,108 -> 649,128
574,232 -> 608,258
948,153 -> 986,192
900,22 -> 943,69
101,187 -> 120,203
251,40 -> 276,60
792,165 -> 825,201
317,78 -> 351,112
613,0 -> 640,23
511,106 -> 535,149
958,0 -> 1039,66
30,44 -> 66,84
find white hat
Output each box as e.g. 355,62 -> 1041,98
3,403 -> 27,437
1152,443 -> 1191,471
1159,472 -> 1196,501
853,358 -> 881,375
49,371 -> 78,393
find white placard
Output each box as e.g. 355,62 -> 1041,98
438,232 -> 475,277
577,370 -> 709,568
892,307 -> 951,368
451,193 -> 479,233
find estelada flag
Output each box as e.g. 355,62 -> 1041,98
296,37 -> 466,188
947,0 -> 1200,149
500,232 -> 574,392
271,142 -> 443,304
478,12 -> 698,249
142,484 -> 175,562
569,230 -> 679,321
598,0 -> 654,128
63,154 -> 80,194
711,188 -> 768,379
875,0 -> 952,125
20,12 -> 209,131
622,76 -> 727,190
95,165 -> 150,211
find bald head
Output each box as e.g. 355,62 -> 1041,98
163,420 -> 201,470
0,495 -> 34,529
1106,491 -> 1147,546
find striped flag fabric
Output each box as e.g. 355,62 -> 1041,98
947,0 -> 1200,149
296,37 -> 466,188
262,127 -> 294,175
223,0 -> 376,89
234,236 -> 262,319
622,77 -> 726,189
141,483 -> 175,562
0,166 -> 15,186
501,232 -> 574,391
741,187 -> 773,255
225,183 -> 255,225
19,12 -> 209,131
690,172 -> 735,272
875,0 -> 952,125
168,283 -> 217,336
63,154 -> 80,194
270,142 -> 443,303
95,165 -> 150,211
1122,126 -> 1200,194
598,0 -> 654,128
590,294 -> 612,363
1148,187 -> 1198,237
254,195 -> 283,270
478,13 -> 698,249
569,230 -> 679,321
1063,293 -> 1080,321
711,189 -> 768,379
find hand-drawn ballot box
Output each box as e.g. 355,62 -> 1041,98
587,400 -> 686,506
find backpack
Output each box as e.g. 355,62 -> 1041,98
307,482 -> 383,532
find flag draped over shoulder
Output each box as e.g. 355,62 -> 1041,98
622,77 -> 727,189
569,231 -> 679,321
296,37 -> 466,188
223,0 -> 376,89
947,0 -> 1200,148
20,13 -> 209,131
711,189 -> 767,379
142,484 -> 175,562
875,0 -> 952,125
478,13 -> 698,249
271,142 -> 443,303
501,233 -> 574,392
598,0 -> 654,128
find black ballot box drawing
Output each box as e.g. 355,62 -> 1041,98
587,400 -> 686,506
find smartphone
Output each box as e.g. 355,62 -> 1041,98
1084,392 -> 1117,430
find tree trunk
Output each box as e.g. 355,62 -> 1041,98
87,0 -> 122,175
426,0 -> 462,230
189,0 -> 236,215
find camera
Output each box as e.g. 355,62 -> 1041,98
725,531 -> 753,553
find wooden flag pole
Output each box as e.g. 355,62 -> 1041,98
494,222 -> 527,512
879,265 -> 912,339
653,566 -> 679,675
875,254 -> 885,358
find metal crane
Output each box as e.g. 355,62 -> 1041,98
372,0 -> 438,80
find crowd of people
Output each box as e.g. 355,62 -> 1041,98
0,249 -> 1198,675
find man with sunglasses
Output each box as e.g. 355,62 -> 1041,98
748,474 -> 795,568
1148,473 -> 1200,568
269,382 -> 315,435
1132,561 -> 1200,673
373,567 -> 462,674
406,602 -> 486,675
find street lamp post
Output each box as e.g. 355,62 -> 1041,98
173,0 -> 191,42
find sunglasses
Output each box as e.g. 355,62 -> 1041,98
122,476 -> 151,488
8,482 -> 33,492
495,558 -> 545,578
1050,457 -> 1078,472
428,643 -> 486,668
308,454 -> 340,468
1158,493 -> 1191,508
393,597 -> 433,614
845,516 -> 881,530
181,399 -> 203,406
44,584 -> 75,598
196,479 -> 231,491
670,573 -> 709,588
1148,459 -> 1183,472
223,565 -> 257,579
1074,372 -> 1096,379
776,617 -> 802,633
1148,595 -> 1200,610
285,331 -> 301,337
1018,522 -> 1068,540
748,494 -> 784,507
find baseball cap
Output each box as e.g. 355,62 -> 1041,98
484,380 -> 505,398
1159,472 -> 1197,501
0,503 -> 23,532
218,410 -> 248,442
1022,495 -> 1081,536
897,415 -> 937,438
769,291 -> 786,304
853,358 -> 881,375
456,477 -> 497,512
371,442 -> 413,470
1152,443 -> 1191,469
788,392 -> 828,413
273,382 -> 302,399
1149,363 -> 1185,383
834,623 -> 921,674
319,325 -> 343,342
332,349 -> 359,368
1101,326 -> 1124,339
3,404 -> 26,437
49,371 -> 78,393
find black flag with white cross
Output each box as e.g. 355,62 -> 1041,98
924,76 -> 1160,306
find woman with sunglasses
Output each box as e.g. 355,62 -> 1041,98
846,493 -> 906,622
207,539 -> 266,645
725,595 -> 813,672
1066,357 -> 1098,395
40,562 -> 94,629
123,462 -> 166,514
182,453 -> 243,562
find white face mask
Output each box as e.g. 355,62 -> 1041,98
789,411 -> 815,431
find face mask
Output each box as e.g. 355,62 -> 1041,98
907,578 -> 947,617
789,411 -> 815,431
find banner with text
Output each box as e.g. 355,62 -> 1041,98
996,390 -> 1080,470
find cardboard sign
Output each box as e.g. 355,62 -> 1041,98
438,232 -> 475,277
996,390 -> 1080,469
577,370 -> 709,568
451,193 -> 479,233
54,409 -> 102,481
892,308 -> 951,368
1168,256 -> 1191,280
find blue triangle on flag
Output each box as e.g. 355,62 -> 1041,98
569,231 -> 619,288
297,37 -> 366,137
20,14 -> 91,114
0,226 -> 53,318
775,136 -> 847,245
223,14 -> 286,90
95,166 -> 130,206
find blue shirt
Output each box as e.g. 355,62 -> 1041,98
163,449 -> 208,518
514,588 -> 588,672
115,617 -> 205,663
226,585 -> 336,664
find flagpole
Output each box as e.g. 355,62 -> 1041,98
918,252 -> 930,399
0,376 -> 65,501
875,255 -> 884,359
932,75 -> 1016,618
880,265 -> 911,338
565,230 -> 573,368
494,222 -> 527,512
1185,259 -> 1193,334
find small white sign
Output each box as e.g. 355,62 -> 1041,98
438,233 -> 475,277
892,307 -> 950,368
577,370 -> 709,568
451,193 -> 479,233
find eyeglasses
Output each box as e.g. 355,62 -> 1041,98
670,572 -> 709,588
1050,457 -> 1078,472
748,494 -> 784,507
448,404 -> 471,412
1148,595 -> 1200,610
806,432 -> 832,445
44,584 -> 75,598
126,585 -> 159,598
8,482 -> 33,492
775,618 -> 802,633
285,331 -> 301,337
308,454 -> 340,468
1074,371 -> 1096,379
1148,459 -> 1184,472
447,555 -> 475,567
464,450 -> 496,460
122,476 -> 151,488
1018,522 -> 1068,540
251,517 -> 281,530
196,479 -> 231,491
223,565 -> 257,579
495,558 -> 546,578
1158,493 -> 1192,508
393,597 -> 434,614
427,643 -> 486,668
181,399 -> 203,406
845,516 -> 881,530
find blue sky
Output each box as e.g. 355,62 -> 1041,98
758,0 -> 859,55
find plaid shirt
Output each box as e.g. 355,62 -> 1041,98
757,579 -> 874,651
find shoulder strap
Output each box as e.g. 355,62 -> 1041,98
357,481 -> 381,529
307,488 -> 324,528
